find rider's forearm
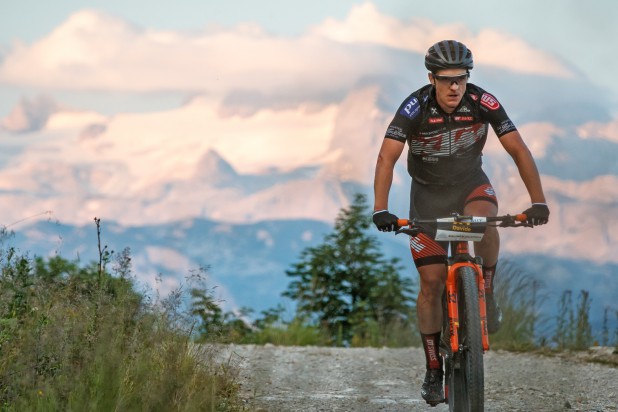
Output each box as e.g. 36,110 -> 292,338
373,155 -> 395,211
512,148 -> 547,204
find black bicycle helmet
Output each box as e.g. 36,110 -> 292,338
424,40 -> 473,72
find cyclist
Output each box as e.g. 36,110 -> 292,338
372,40 -> 549,405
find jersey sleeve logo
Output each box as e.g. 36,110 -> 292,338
480,93 -> 500,110
386,125 -> 406,141
399,97 -> 420,119
496,120 -> 516,136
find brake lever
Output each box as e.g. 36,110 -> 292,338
395,227 -> 423,236
496,221 -> 533,228
514,222 -> 533,228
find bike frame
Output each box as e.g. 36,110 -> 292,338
396,213 -> 527,355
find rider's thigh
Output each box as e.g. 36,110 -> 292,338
465,200 -> 500,263
463,199 -> 498,217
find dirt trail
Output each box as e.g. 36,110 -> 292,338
222,344 -> 618,412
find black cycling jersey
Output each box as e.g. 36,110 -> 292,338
385,83 -> 517,186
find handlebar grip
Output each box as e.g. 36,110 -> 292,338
515,214 -> 527,222
397,219 -> 410,226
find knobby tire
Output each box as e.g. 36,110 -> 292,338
446,266 -> 484,412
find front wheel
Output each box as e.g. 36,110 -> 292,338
446,266 -> 484,412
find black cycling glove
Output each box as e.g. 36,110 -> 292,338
372,210 -> 400,232
522,203 -> 550,226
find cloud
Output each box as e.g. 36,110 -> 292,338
0,10 -> 394,98
511,122 -> 563,159
0,4 -> 574,100
479,121 -> 564,167
577,118 -> 618,143
310,3 -> 575,78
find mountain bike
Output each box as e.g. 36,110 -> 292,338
396,213 -> 529,411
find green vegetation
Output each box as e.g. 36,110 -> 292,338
489,261 -> 544,350
552,289 -> 593,350
189,194 -> 418,348
282,193 -> 417,347
186,194 -> 616,353
0,194 -> 615,408
0,223 -> 242,411
243,306 -> 329,347
481,261 -> 616,353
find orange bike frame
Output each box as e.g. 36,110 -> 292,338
445,241 -> 490,353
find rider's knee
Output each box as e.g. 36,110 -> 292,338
479,225 -> 499,245
418,266 -> 446,299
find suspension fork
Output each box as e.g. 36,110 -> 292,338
445,242 -> 490,353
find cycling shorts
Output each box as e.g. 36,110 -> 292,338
408,171 -> 498,268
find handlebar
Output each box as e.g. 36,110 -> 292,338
395,213 -> 531,239
397,213 -> 529,228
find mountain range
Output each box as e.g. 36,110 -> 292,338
1,46 -> 617,338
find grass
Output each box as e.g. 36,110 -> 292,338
0,244 -> 244,411
247,317 -> 329,347
206,257 -> 612,353
490,260 -> 546,350
0,214 -> 613,410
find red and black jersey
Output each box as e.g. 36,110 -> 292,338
385,83 -> 517,186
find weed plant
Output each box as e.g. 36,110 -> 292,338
490,260 -> 547,350
0,238 -> 243,410
490,259 -> 613,352
553,289 -> 593,350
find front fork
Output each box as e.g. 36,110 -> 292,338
445,259 -> 490,353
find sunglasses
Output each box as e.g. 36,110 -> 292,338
432,73 -> 469,85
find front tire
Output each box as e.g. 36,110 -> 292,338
446,266 -> 484,412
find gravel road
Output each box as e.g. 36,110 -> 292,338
222,344 -> 618,412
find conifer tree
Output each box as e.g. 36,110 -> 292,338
283,193 -> 416,345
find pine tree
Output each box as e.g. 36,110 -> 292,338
283,193 -> 417,345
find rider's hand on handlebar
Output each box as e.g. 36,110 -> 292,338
372,210 -> 400,232
522,203 -> 550,226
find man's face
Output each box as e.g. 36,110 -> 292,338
429,69 -> 469,113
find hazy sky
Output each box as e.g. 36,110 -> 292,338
0,1 -> 616,296
1,1 -> 616,110
1,1 -> 614,49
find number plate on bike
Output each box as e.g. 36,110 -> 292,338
435,217 -> 487,242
